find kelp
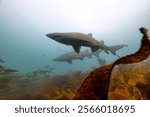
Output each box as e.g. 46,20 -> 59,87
0,27 -> 150,100
74,27 -> 150,100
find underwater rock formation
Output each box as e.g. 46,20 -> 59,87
74,27 -> 150,100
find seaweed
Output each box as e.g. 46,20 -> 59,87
73,27 -> 150,100
0,70 -> 89,99
0,27 -> 150,100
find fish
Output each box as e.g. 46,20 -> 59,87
0,59 -> 5,63
91,44 -> 128,57
46,32 -> 109,54
107,45 -> 128,55
53,50 -> 92,64
53,44 -> 128,64
4,68 -> 17,73
0,66 -> 17,75
78,49 -> 92,59
46,32 -> 128,55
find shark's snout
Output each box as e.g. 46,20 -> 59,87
46,33 -> 60,40
46,33 -> 54,39
46,34 -> 49,37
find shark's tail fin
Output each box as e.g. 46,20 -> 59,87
107,45 -> 128,55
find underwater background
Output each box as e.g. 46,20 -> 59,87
0,0 -> 150,99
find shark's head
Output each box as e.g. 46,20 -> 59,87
46,33 -> 61,40
46,32 -> 73,45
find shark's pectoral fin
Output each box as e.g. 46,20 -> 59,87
72,45 -> 81,53
67,60 -> 72,64
91,46 -> 99,52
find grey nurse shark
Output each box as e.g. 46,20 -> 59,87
53,43 -> 127,64
53,50 -> 91,64
46,32 -> 128,57
46,32 -> 111,54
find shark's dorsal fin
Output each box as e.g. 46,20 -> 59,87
88,33 -> 92,37
72,45 -> 81,54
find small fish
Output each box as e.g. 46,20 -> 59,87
4,68 -> 17,73
0,59 -> 5,63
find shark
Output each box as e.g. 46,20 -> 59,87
53,43 -> 128,64
53,50 -> 92,64
91,44 -> 128,57
46,32 -> 109,54
46,32 -> 128,55
107,45 -> 128,55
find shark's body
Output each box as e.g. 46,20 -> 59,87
53,43 -> 128,64
46,32 -> 108,54
46,32 -> 128,55
53,50 -> 92,64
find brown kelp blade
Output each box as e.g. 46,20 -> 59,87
73,27 -> 150,100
